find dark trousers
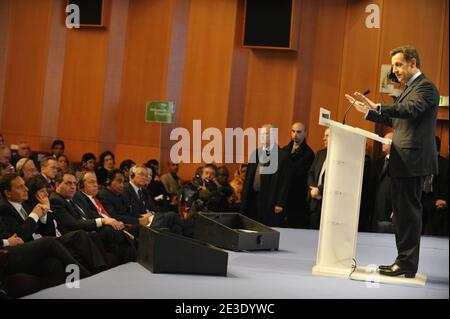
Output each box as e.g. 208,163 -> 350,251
4,237 -> 90,285
391,176 -> 424,272
309,210 -> 321,230
97,226 -> 137,264
57,230 -> 107,274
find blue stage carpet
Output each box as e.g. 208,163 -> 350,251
26,228 -> 448,299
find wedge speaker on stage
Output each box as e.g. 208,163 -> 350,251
138,226 -> 228,276
194,213 -> 280,251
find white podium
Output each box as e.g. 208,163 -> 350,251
312,109 -> 426,286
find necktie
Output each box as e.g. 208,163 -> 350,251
252,163 -> 261,192
69,200 -> 88,220
138,189 -> 144,202
93,197 -> 111,218
18,207 -> 28,221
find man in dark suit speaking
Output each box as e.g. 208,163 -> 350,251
345,45 -> 439,278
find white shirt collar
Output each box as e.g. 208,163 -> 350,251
406,71 -> 422,87
130,181 -> 141,196
82,192 -> 100,210
81,191 -> 95,201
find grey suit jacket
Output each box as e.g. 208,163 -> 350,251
366,73 -> 439,178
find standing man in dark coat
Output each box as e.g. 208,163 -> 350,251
241,124 -> 292,227
346,45 -> 439,278
282,122 -> 315,228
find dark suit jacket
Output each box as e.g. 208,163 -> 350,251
366,73 -> 439,178
73,191 -> 102,219
122,183 -> 157,217
1,215 -> 11,247
49,192 -> 98,234
0,199 -> 56,242
241,146 -> 292,225
282,141 -> 315,213
97,188 -> 139,225
307,148 -> 327,213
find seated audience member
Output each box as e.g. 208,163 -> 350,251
49,140 -> 65,159
76,152 -> 97,179
230,164 -> 247,204
11,143 -> 38,168
145,160 -> 171,212
0,163 -> 15,178
123,164 -> 158,215
49,170 -> 136,264
213,166 -> 238,211
40,156 -> 58,194
16,158 -> 39,181
0,145 -> 12,167
56,154 -> 70,172
122,165 -> 190,235
97,169 -> 152,235
0,173 -> 103,275
119,159 -> 135,183
1,218 -> 89,297
160,161 -> 182,201
95,151 -> 116,187
198,164 -> 218,201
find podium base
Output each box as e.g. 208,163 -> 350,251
312,265 -> 427,286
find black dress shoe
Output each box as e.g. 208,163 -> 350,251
378,263 -> 396,271
379,264 -> 416,278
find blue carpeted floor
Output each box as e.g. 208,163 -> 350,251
26,228 -> 449,299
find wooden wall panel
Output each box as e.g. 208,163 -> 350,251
292,0 -> 319,127
40,0 -> 67,151
0,0 -> 12,126
115,0 -> 175,165
243,50 -> 297,148
306,0 -> 348,152
177,0 -> 238,179
1,0 -> 53,151
379,0 -> 445,86
57,25 -> 109,161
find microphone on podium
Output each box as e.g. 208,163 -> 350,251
342,90 -> 370,125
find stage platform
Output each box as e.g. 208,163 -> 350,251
26,228 -> 448,299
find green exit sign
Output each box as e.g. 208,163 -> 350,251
145,101 -> 175,123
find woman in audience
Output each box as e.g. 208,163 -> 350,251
56,154 -> 70,172
95,150 -> 116,187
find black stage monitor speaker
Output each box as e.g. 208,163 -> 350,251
243,0 -> 298,50
194,213 -> 280,251
138,226 -> 228,276
67,0 -> 104,26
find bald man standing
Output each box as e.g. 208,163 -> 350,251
282,123 -> 315,228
